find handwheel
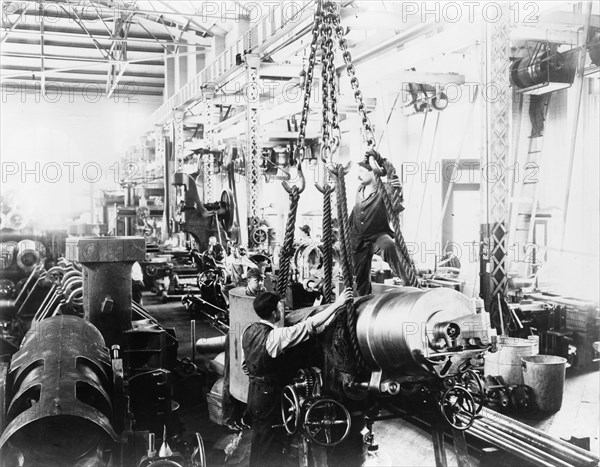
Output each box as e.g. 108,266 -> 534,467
281,385 -> 300,435
191,433 -> 206,467
460,369 -> 485,414
303,398 -> 351,446
439,386 -> 477,431
251,228 -> 268,245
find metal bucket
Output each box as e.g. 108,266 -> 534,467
521,355 -> 567,412
484,337 -> 539,385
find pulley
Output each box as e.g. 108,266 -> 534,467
218,189 -> 236,232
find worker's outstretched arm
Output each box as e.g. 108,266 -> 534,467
265,288 -> 354,357
309,287 -> 354,334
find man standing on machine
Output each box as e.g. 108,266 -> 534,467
349,156 -> 405,296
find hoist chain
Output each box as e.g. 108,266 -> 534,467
277,0 -> 322,298
333,14 -> 375,148
320,1 -> 340,155
295,0 -> 323,163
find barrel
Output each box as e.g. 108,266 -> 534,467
484,337 -> 539,385
521,355 -> 567,412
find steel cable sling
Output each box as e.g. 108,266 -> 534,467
276,1 -> 322,298
332,9 -> 420,288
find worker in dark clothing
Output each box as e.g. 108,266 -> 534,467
349,157 -> 404,296
242,288 -> 353,467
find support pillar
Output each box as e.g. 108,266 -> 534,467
483,6 -> 510,302
245,54 -> 261,244
204,88 -> 216,202
65,237 -> 145,348
155,124 -> 171,242
174,109 -> 185,172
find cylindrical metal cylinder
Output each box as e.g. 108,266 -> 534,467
355,288 -> 476,373
15,240 -> 42,272
0,315 -> 117,464
196,335 -> 227,354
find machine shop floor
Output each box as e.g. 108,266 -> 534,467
144,293 -> 599,466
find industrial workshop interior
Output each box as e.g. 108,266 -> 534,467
1,1 -> 599,466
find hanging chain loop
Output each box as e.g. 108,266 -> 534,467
277,0 -> 323,297
333,13 -> 376,148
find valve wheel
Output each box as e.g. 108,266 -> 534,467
251,228 -> 268,245
439,386 -> 477,431
460,369 -> 485,414
303,398 -> 351,446
281,385 -> 300,435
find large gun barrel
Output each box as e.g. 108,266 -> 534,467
0,315 -> 117,465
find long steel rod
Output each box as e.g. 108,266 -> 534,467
473,420 -> 573,467
481,408 -> 599,465
468,425 -> 558,467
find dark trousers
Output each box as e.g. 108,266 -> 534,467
353,234 -> 403,296
247,379 -> 285,467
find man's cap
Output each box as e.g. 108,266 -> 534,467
253,291 -> 281,319
300,224 -> 311,235
247,267 -> 265,280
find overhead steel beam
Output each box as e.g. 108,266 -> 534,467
155,0 -> 214,37
1,75 -> 163,88
4,7 -> 112,22
1,23 -> 189,45
1,64 -> 163,79
4,37 -> 164,53
0,51 -> 163,65
1,81 -> 163,96
0,3 -> 29,44
57,3 -> 109,60
8,0 -> 249,22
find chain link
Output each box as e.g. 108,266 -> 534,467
334,16 -> 375,147
295,0 -> 323,164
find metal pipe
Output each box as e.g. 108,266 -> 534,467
196,335 -> 227,354
473,420 -> 573,467
480,408 -> 599,466
468,425 -> 560,467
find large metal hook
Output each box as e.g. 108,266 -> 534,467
368,154 -> 386,177
282,162 -> 306,195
